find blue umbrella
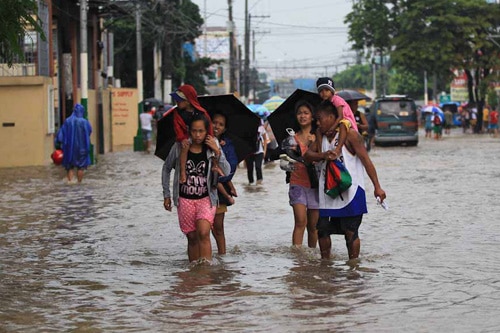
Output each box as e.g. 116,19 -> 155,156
247,104 -> 270,119
423,105 -> 444,122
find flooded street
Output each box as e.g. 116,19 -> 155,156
1,128 -> 500,332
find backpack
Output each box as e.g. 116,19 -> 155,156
324,159 -> 352,200
433,115 -> 442,125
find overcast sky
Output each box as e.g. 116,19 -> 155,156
190,0 -> 356,79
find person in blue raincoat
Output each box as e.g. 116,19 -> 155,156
55,103 -> 92,183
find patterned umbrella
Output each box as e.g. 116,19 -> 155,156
423,105 -> 444,121
262,95 -> 285,112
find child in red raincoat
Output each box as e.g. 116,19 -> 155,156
169,84 -> 223,185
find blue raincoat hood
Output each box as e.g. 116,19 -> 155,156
55,104 -> 92,168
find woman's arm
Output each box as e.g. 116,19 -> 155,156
304,137 -> 336,163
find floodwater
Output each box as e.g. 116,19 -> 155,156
1,128 -> 499,332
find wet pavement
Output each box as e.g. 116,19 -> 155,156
1,128 -> 499,332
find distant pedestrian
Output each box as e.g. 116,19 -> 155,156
351,101 -> 369,135
55,103 -> 92,183
245,120 -> 267,185
367,110 -> 377,150
433,113 -> 443,140
444,108 -> 453,135
140,108 -> 153,153
461,107 -> 470,133
470,107 -> 478,133
264,120 -> 278,164
424,112 -> 433,138
489,107 -> 499,138
483,104 -> 490,133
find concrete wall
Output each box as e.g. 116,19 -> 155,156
111,88 -> 138,151
0,78 -> 108,168
0,76 -> 54,167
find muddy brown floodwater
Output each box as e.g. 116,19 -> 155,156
1,128 -> 499,332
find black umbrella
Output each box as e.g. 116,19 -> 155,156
267,89 -> 322,146
155,95 -> 261,162
336,89 -> 371,102
143,97 -> 163,109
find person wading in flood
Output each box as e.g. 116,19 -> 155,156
162,114 -> 230,262
305,100 -> 386,260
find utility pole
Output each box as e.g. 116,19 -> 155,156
228,0 -> 236,94
153,42 -> 162,100
80,0 -> 88,116
80,0 -> 94,163
136,3 -> 143,104
244,0 -> 250,100
246,9 -> 269,103
252,29 -> 256,102
133,2 -> 144,151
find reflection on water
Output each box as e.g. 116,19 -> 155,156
1,129 -> 500,332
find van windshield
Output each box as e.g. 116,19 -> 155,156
378,100 -> 415,117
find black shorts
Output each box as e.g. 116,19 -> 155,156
317,215 -> 363,236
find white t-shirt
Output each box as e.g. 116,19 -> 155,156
256,124 -> 266,154
140,112 -> 153,131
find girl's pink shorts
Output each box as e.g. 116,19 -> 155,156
177,196 -> 216,234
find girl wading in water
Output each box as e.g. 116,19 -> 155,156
162,114 -> 230,262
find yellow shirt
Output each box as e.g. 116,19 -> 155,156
483,108 -> 490,121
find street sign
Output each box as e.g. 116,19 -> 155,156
440,94 -> 451,104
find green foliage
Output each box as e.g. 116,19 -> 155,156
346,0 -> 500,103
345,0 -> 393,57
107,0 -> 213,96
0,0 -> 44,66
110,16 -> 137,88
387,68 -> 422,99
333,64 -> 373,90
487,88 -> 498,108
184,56 -> 223,95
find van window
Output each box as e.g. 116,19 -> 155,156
378,100 -> 415,117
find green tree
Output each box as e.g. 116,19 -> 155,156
345,0 -> 394,93
387,67 -> 422,99
391,0 -> 500,99
183,55 -> 222,95
333,64 -> 372,90
0,0 -> 44,66
108,0 -> 219,96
